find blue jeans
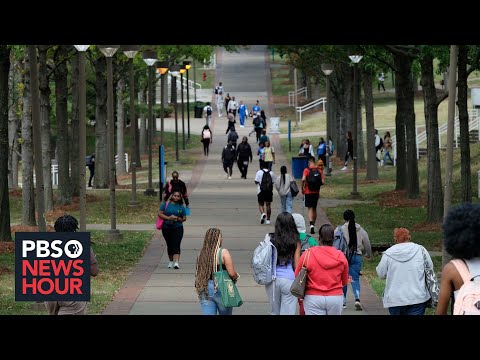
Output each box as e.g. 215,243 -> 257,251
383,150 -> 393,165
388,301 -> 428,315
343,254 -> 362,303
280,193 -> 293,213
200,279 -> 233,315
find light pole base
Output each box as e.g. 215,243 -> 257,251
128,200 -> 140,207
106,229 -> 123,241
350,191 -> 361,199
144,188 -> 157,196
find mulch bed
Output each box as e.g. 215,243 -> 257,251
377,190 -> 427,208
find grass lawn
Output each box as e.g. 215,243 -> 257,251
0,230 -> 152,315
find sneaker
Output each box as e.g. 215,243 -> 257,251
167,261 -> 174,269
341,166 -> 348,171
174,261 -> 179,269
260,213 -> 266,224
310,225 -> 315,234
266,219 -> 271,225
355,300 -> 362,310
228,176 -> 232,179
343,304 -> 347,309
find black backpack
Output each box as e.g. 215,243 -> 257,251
206,106 -> 212,116
379,136 -> 384,148
260,170 -> 273,192
306,167 -> 322,191
85,155 -> 93,166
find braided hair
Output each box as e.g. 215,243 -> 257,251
344,210 -> 357,256
195,228 -> 222,298
54,214 -> 79,232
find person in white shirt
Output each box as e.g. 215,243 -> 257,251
374,129 -> 383,164
216,91 -> 224,117
203,102 -> 213,127
227,96 -> 238,119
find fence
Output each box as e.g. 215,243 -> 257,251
288,87 -> 308,106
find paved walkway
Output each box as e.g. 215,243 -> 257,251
102,46 -> 387,315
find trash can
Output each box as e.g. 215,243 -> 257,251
194,102 -> 203,118
292,156 -> 308,179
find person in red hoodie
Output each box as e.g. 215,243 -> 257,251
294,224 -> 350,315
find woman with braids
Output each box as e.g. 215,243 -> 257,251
264,212 -> 301,315
195,228 -> 240,315
158,190 -> 187,269
295,224 -> 349,315
337,209 -> 372,310
44,215 -> 99,315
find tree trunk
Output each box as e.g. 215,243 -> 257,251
393,55 -> 414,192
70,50 -> 80,197
457,45 -> 471,203
116,78 -> 126,176
0,46 -> 11,241
313,78 -> 320,100
55,46 -> 72,205
38,45 -> 53,212
8,58 -> 20,189
94,56 -> 109,188
21,53 -> 36,225
363,69 -> 378,180
289,65 -> 294,83
420,54 -> 444,223
139,87 -> 147,155
357,73 -> 365,168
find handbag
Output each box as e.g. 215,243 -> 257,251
156,201 -> 169,230
213,248 -> 243,307
421,246 -> 439,308
290,180 -> 299,197
290,249 -> 310,299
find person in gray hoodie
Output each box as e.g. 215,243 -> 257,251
376,227 -> 432,315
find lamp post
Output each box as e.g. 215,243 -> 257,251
156,61 -> 169,146
180,65 -> 186,150
143,50 -> 157,196
170,65 -> 181,162
193,59 -> 197,102
98,45 -> 122,240
122,45 -> 140,207
74,45 -> 90,229
183,61 -> 192,142
321,63 -> 333,177
349,55 -> 363,197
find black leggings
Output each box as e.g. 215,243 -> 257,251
203,140 -> 210,156
162,226 -> 184,255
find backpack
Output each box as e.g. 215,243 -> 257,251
206,106 -> 212,116
379,136 -> 384,148
260,169 -> 273,192
85,155 -> 93,166
203,129 -> 211,139
306,167 -> 322,191
451,259 -> 480,315
214,87 -> 219,95
251,233 -> 278,285
300,234 -> 315,254
333,226 -> 349,259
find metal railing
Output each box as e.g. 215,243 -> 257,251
295,97 -> 326,123
288,87 -> 308,106
391,109 -> 479,165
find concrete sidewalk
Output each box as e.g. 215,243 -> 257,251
102,46 -> 387,315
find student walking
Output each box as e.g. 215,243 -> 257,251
274,165 -> 294,214
163,171 -> 189,207
301,156 -> 322,234
195,228 -> 240,315
262,141 -> 275,171
337,209 -> 372,310
201,125 -> 212,156
255,166 -> 276,225
341,131 -> 353,170
158,191 -> 187,269
222,141 -> 236,179
238,100 -> 248,127
87,153 -> 95,187
236,136 -> 253,179
264,212 -> 301,315
383,131 -> 393,165
203,102 -> 213,127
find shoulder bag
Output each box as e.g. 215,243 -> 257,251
421,246 -> 439,308
290,179 -> 299,197
213,248 -> 243,307
290,249 -> 310,299
156,202 -> 169,230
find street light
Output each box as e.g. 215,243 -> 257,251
98,45 -> 122,240
321,63 -> 334,177
170,65 -> 181,162
349,55 -> 363,197
183,60 -> 192,142
180,65 -> 186,150
122,45 -> 140,207
143,50 -> 157,196
156,61 -> 169,146
74,45 -> 90,230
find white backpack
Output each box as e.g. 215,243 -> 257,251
203,129 -> 211,139
251,233 -> 277,285
452,259 -> 480,315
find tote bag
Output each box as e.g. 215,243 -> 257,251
213,248 -> 243,307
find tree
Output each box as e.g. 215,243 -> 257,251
362,68 -> 378,180
0,45 -> 12,241
116,78 -> 126,176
